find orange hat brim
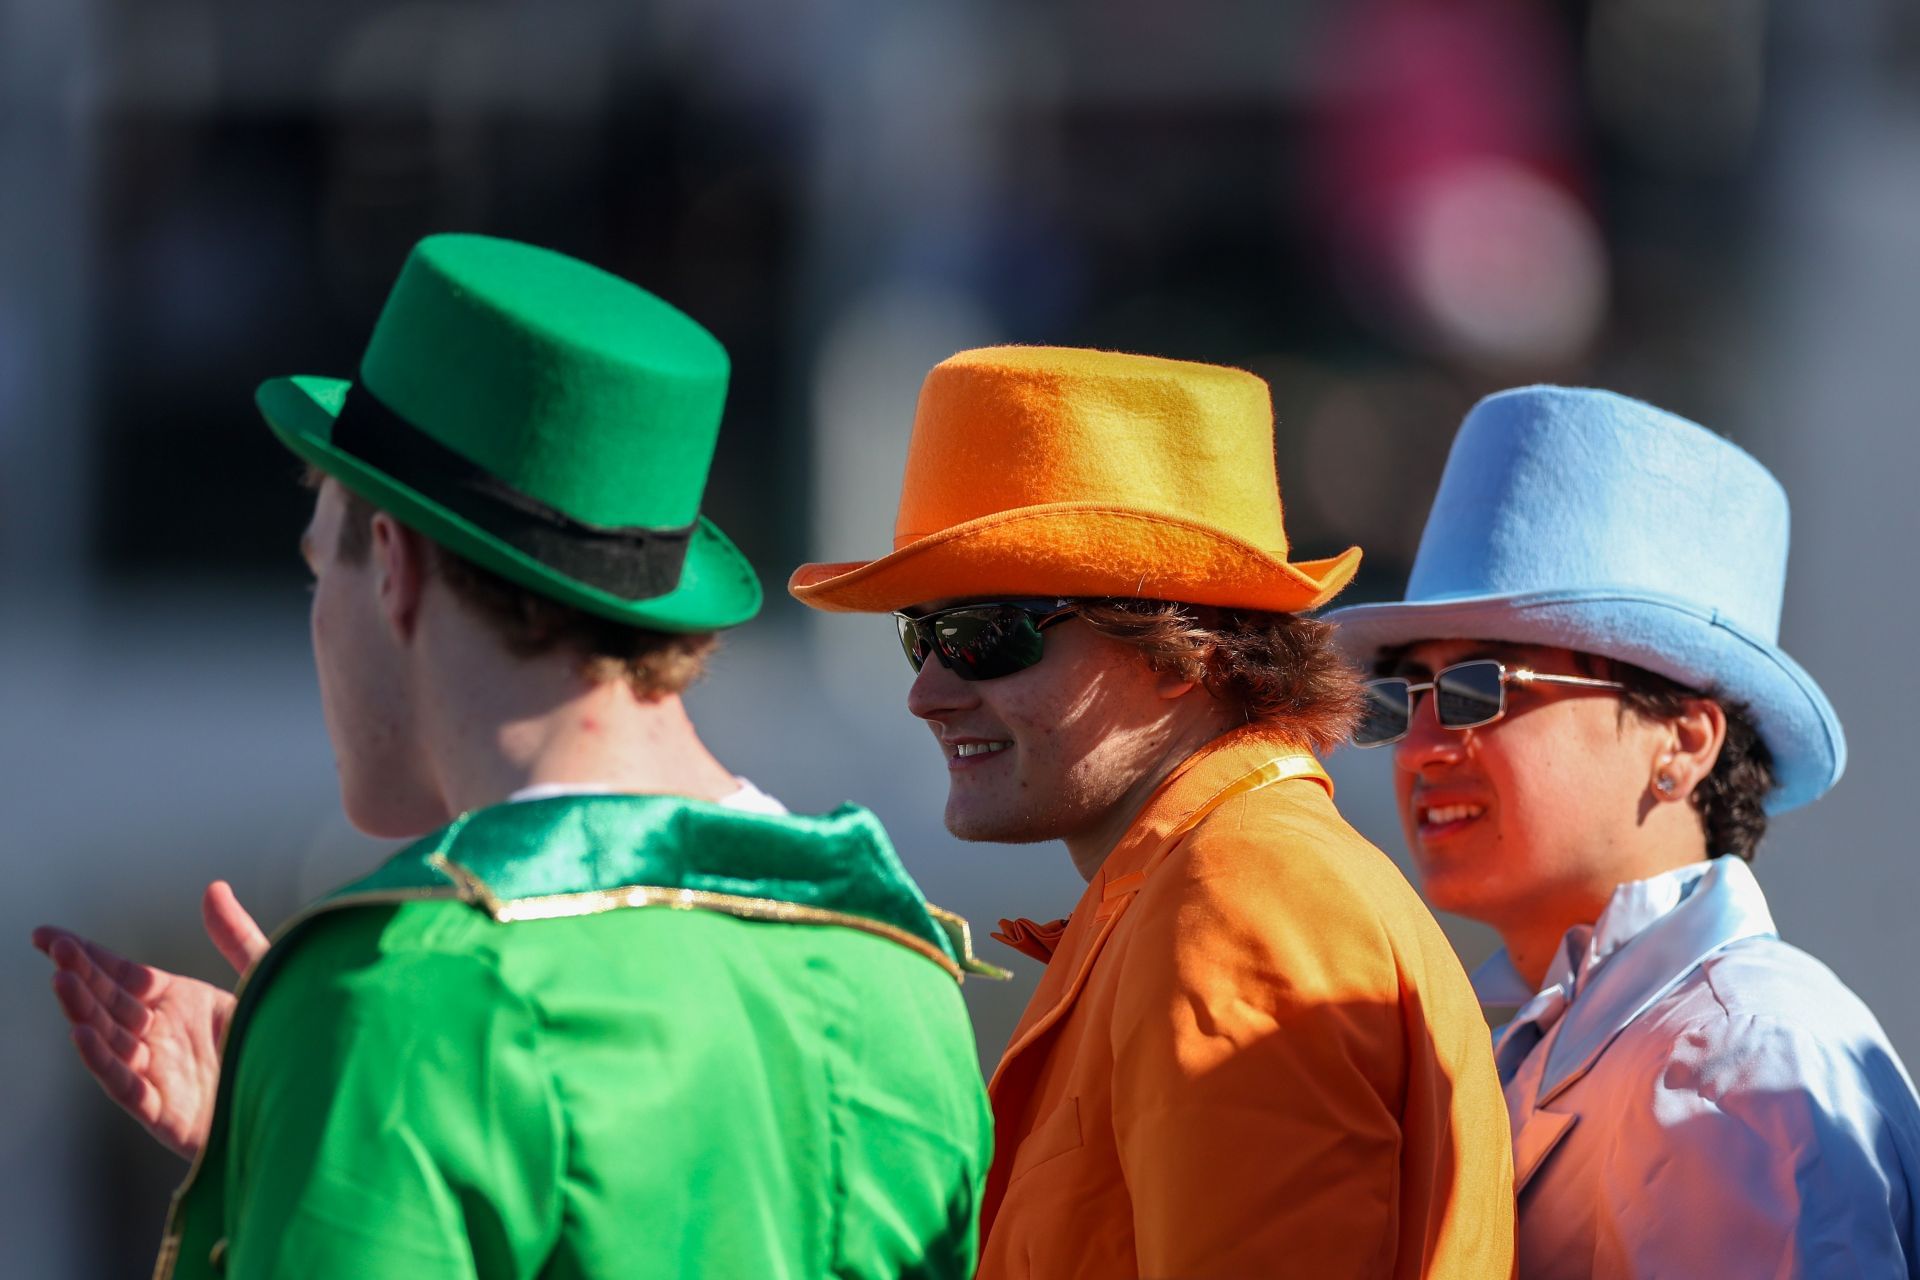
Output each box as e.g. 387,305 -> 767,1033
788,503 -> 1362,614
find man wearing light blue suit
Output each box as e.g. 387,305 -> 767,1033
1329,386 -> 1920,1277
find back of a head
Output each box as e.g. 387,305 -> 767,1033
320,475 -> 717,698
264,235 -> 766,697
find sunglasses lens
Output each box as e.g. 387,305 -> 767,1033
1354,679 -> 1413,746
895,614 -> 931,673
1435,660 -> 1505,729
936,609 -> 1048,680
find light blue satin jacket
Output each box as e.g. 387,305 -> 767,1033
1477,857 -> 1920,1278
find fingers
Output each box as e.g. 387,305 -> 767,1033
77,934 -> 159,996
48,936 -> 154,1034
50,968 -> 109,1035
41,932 -> 142,1045
71,1025 -> 163,1128
50,971 -> 148,1060
34,926 -> 158,998
203,881 -> 270,974
72,1025 -> 195,1161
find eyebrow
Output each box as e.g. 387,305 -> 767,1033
298,532 -> 314,567
1388,647 -> 1518,679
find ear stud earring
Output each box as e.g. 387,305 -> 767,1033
1655,774 -> 1678,795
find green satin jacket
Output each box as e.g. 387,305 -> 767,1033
154,795 -> 998,1279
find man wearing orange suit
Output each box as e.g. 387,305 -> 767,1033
791,346 -> 1515,1278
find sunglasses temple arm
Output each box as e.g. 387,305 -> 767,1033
1513,671 -> 1627,691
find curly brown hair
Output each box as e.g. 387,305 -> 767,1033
314,472 -> 716,699
1072,599 -> 1365,754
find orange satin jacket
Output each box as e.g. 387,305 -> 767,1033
978,728 -> 1515,1279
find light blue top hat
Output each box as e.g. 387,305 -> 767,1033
1325,385 -> 1844,815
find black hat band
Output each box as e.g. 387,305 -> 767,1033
328,385 -> 697,602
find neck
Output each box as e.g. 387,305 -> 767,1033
422,656 -> 740,820
1497,915 -> 1594,991
1494,837 -> 1710,990
1060,711 -> 1250,882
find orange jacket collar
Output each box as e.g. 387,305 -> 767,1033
988,727 -> 1331,1094
1092,725 -> 1331,894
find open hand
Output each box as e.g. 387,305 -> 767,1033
31,882 -> 271,1161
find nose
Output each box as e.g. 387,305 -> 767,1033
1393,687 -> 1467,776
905,653 -> 978,723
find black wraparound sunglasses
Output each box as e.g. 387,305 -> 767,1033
893,598 -> 1084,681
1355,658 -> 1625,747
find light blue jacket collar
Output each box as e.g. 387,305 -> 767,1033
1472,857 -> 1780,1104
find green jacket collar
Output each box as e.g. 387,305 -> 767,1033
331,794 -> 1006,982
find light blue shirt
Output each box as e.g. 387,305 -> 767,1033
1475,857 -> 1920,1278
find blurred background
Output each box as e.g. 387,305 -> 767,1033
4,0 -> 1917,1271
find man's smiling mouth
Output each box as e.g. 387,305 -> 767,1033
1417,802 -> 1485,836
943,739 -> 1012,769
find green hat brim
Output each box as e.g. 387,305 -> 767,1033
259,375 -> 763,633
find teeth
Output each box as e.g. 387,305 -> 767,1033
953,742 -> 1009,758
1422,804 -> 1484,826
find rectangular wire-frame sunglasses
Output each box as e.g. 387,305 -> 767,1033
1356,658 -> 1624,747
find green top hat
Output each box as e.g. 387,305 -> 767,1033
257,234 -> 762,632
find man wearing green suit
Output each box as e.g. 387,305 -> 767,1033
32,235 -> 995,1278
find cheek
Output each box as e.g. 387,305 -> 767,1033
309,584 -> 383,736
987,688 -> 1110,797
1392,768 -> 1422,838
973,637 -> 1169,797
1002,699 -> 1072,787
309,589 -> 337,687
1484,724 -> 1569,809
310,585 -> 356,683
1030,697 -> 1165,803
1481,713 -> 1635,839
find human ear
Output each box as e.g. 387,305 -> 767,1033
1149,656 -> 1205,703
1652,697 -> 1728,802
370,514 -> 427,642
1156,674 -> 1202,702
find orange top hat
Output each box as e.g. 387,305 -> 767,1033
789,346 -> 1362,613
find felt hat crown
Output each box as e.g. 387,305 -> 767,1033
788,345 -> 1361,613
1326,385 -> 1844,814
257,233 -> 761,632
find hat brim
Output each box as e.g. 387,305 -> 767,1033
1324,588 -> 1846,814
788,502 -> 1362,615
259,375 -> 762,633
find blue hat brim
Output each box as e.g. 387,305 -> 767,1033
1325,587 -> 1845,814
